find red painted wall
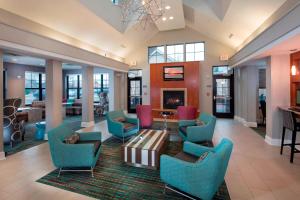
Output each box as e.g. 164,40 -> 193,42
150,61 -> 200,110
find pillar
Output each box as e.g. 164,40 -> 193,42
81,66 -> 95,127
265,55 -> 290,145
45,60 -> 63,138
0,50 -> 4,160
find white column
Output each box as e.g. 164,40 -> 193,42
45,60 -> 63,138
0,50 -> 5,160
81,66 -> 95,127
265,55 -> 290,145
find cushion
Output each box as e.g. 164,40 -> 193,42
65,133 -> 80,144
175,151 -> 198,163
77,140 -> 101,156
123,122 -> 137,132
114,117 -> 126,123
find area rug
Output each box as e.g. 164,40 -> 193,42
37,137 -> 231,200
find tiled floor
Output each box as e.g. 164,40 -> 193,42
0,119 -> 299,200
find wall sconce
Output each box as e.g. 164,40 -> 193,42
291,65 -> 297,76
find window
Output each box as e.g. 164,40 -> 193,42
94,73 -> 109,102
186,42 -> 205,61
25,72 -> 46,105
148,42 -> 205,63
167,44 -> 184,62
111,0 -> 119,5
148,46 -> 165,64
66,74 -> 82,99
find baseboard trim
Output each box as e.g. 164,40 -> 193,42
265,135 -> 291,146
0,151 -> 6,160
234,116 -> 257,128
81,121 -> 95,128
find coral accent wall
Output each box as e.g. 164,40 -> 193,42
150,61 -> 200,110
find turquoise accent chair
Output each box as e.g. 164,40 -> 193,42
160,138 -> 233,200
179,112 -> 217,143
106,110 -> 139,143
48,124 -> 102,177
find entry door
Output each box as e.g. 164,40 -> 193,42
128,77 -> 142,113
213,68 -> 234,118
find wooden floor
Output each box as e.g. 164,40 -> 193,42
0,119 -> 300,200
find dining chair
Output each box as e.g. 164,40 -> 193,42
280,108 -> 300,163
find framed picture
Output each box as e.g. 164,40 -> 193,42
163,66 -> 184,81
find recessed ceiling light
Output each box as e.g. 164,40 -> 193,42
12,58 -> 17,62
142,1 -> 145,5
162,17 -> 167,21
165,5 -> 171,10
169,16 -> 174,20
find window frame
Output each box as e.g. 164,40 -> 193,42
66,74 -> 82,100
25,71 -> 45,105
94,73 -> 110,102
148,42 -> 205,64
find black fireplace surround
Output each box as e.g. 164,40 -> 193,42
163,90 -> 185,109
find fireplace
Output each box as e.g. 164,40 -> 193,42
161,88 -> 187,109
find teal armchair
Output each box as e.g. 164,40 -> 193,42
179,112 -> 217,143
106,110 -> 139,143
48,124 -> 102,177
160,138 -> 233,200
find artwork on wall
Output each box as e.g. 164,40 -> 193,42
163,66 -> 184,81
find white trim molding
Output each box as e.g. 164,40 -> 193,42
0,152 -> 6,160
265,135 -> 291,146
81,121 -> 95,128
234,116 -> 257,128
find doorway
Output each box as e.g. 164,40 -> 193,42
212,66 -> 234,118
127,70 -> 142,113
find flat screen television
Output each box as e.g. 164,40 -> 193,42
163,66 -> 184,81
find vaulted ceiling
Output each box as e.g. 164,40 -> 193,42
0,0 -> 287,61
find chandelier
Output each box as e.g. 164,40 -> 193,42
118,0 -> 165,29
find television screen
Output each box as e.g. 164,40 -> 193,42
163,66 -> 184,81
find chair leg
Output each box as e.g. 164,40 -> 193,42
57,168 -> 62,177
91,167 -> 94,178
280,127 -> 286,155
290,130 -> 297,163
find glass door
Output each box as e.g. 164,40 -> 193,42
213,66 -> 234,118
127,70 -> 142,113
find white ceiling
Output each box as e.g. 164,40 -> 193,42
0,0 -> 287,60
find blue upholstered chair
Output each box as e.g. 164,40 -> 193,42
178,112 -> 217,143
48,124 -> 102,177
106,110 -> 139,143
160,138 -> 233,200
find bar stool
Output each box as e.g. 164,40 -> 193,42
280,109 -> 300,163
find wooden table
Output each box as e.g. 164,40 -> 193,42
122,129 -> 169,169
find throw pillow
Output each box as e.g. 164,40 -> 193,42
195,119 -> 204,126
114,117 -> 126,122
197,151 -> 209,162
65,133 -> 80,144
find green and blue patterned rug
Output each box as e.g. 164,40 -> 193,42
37,137 -> 231,200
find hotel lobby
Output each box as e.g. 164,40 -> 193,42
1,0 -> 300,199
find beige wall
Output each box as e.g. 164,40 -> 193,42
5,63 -> 45,105
126,27 -> 235,113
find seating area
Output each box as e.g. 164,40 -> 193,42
1,1 -> 300,200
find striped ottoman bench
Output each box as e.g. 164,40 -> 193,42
122,129 -> 169,169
